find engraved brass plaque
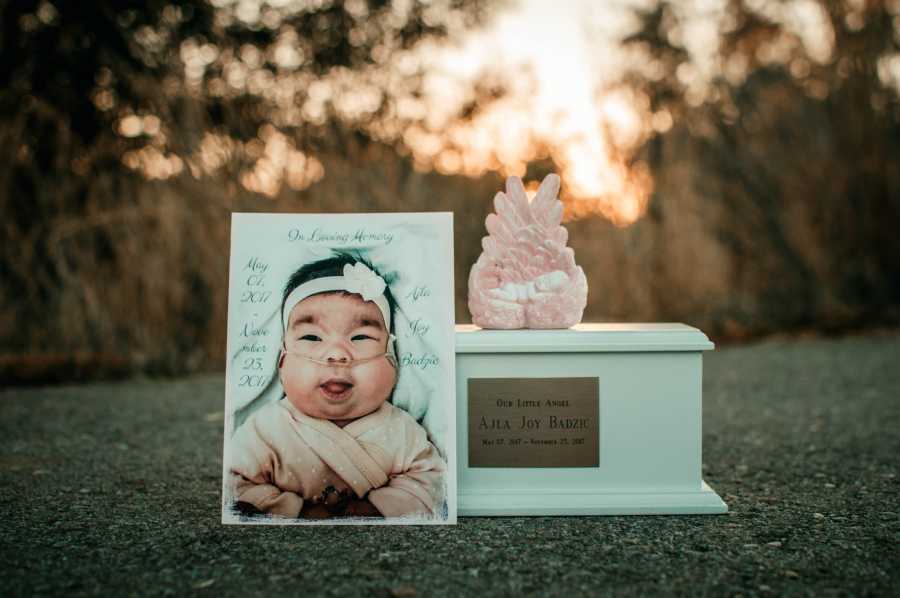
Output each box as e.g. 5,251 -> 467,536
468,377 -> 599,468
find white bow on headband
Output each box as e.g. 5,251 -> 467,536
281,263 -> 393,335
342,262 -> 387,302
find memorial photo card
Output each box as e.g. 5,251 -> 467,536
221,212 -> 456,525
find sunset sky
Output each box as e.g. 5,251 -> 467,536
128,0 -> 658,224
406,0 -> 845,224
122,0 -> 853,226
415,0 -> 653,225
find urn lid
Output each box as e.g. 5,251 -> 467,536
455,323 -> 714,353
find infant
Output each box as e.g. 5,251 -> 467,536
228,254 -> 446,520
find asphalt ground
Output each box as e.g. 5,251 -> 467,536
1,332 -> 898,596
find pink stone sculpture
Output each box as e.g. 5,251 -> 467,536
468,174 -> 588,329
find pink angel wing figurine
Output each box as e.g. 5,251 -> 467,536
468,173 -> 588,329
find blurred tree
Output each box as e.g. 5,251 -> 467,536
0,0 -> 493,380
621,0 -> 900,335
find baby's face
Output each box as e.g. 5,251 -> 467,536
280,292 -> 396,424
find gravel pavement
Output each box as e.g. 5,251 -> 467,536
1,332 -> 898,596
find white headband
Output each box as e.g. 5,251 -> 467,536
282,263 -> 392,334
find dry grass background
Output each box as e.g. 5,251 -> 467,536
2,1 -> 898,383
5,131 -> 894,384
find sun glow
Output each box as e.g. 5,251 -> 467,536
411,0 -> 653,225
119,0 -> 656,222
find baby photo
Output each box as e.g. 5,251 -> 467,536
221,213 -> 456,525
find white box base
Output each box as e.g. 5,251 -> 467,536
455,324 -> 728,517
460,481 -> 727,516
